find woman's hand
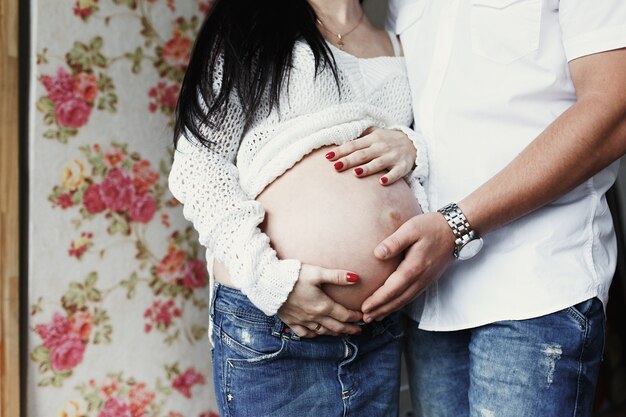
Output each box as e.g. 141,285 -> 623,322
278,264 -> 364,338
325,127 -> 417,185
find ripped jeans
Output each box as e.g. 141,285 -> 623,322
404,297 -> 605,417
210,284 -> 403,417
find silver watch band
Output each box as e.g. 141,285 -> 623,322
437,203 -> 482,259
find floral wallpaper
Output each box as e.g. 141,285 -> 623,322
27,1 -> 218,416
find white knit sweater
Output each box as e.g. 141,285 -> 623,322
168,41 -> 428,316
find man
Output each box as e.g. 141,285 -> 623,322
362,1 -> 626,415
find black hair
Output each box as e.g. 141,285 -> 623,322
173,0 -> 346,149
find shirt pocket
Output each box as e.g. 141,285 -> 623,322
394,0 -> 427,34
470,0 -> 541,64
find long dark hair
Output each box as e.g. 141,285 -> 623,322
173,0 -> 344,149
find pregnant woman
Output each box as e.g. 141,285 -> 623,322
168,0 -> 428,416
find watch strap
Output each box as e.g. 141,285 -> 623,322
437,203 -> 481,258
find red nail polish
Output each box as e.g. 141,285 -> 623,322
380,176 -> 388,184
354,167 -> 363,176
334,161 -> 344,170
325,151 -> 335,159
346,272 -> 360,282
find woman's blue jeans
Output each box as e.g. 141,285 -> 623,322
404,297 -> 605,417
210,284 -> 403,417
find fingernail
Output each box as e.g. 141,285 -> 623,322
354,167 -> 363,176
375,245 -> 389,259
346,272 -> 360,282
334,161 -> 344,170
380,176 -> 388,184
325,151 -> 335,159
363,316 -> 373,323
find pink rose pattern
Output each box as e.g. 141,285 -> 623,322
182,260 -> 208,289
70,311 -> 94,341
39,143 -> 209,381
143,299 -> 182,333
83,184 -> 106,214
132,160 -> 160,195
38,67 -> 98,142
129,193 -> 158,223
100,169 -> 135,212
128,383 -> 156,417
36,313 -> 73,348
48,333 -> 86,371
71,373 -> 212,417
56,95 -> 92,128
153,231 -> 208,290
172,368 -> 206,398
37,0 -> 206,142
35,312 -> 90,372
160,31 -> 192,70
31,0 -> 218,415
41,68 -> 96,125
148,81 -> 180,116
49,143 -> 163,230
156,245 -> 187,284
99,398 -> 132,417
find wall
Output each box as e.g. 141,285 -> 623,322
21,2 -> 407,417
26,1 -> 217,416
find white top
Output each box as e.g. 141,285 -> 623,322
168,41 -> 428,316
387,0 -> 626,331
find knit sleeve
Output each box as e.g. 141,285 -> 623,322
388,124 -> 430,212
168,80 -> 301,316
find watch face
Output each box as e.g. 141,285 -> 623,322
458,238 -> 484,260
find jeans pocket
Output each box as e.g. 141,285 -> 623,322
224,351 -> 300,417
565,298 -> 596,331
217,311 -> 285,359
470,0 -> 541,64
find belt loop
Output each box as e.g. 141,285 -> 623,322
271,317 -> 283,337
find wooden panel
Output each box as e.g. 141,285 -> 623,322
0,0 -> 21,415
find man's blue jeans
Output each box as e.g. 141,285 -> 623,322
404,297 -> 605,417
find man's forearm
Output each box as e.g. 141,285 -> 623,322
460,49 -> 626,235
460,95 -> 626,236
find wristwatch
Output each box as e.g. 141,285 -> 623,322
437,203 -> 484,260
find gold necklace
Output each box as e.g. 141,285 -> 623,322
316,10 -> 365,50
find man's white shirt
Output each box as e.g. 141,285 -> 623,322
387,0 -> 626,330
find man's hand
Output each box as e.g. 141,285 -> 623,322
361,212 -> 456,322
278,264 -> 364,338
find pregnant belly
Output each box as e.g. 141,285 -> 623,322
255,145 -> 422,311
